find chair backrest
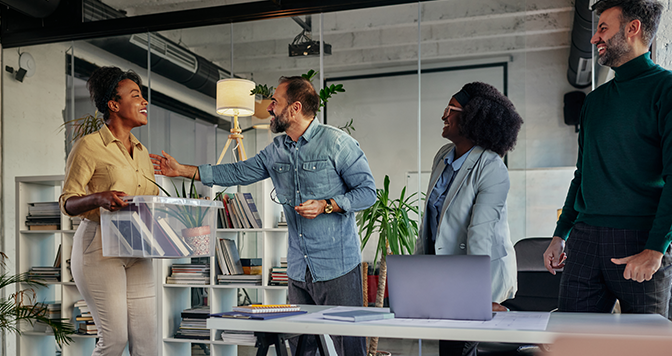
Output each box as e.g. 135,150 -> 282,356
501,237 -> 562,312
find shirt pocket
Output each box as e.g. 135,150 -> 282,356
271,162 -> 293,198
301,160 -> 331,198
106,165 -> 138,194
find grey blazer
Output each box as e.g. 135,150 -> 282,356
415,143 -> 517,302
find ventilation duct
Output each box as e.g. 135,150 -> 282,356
567,0 -> 593,88
83,0 -> 229,99
0,0 -> 61,18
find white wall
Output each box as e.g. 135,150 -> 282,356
2,42 -> 69,356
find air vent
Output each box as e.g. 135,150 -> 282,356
129,33 -> 198,73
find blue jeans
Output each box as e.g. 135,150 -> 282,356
288,265 -> 366,356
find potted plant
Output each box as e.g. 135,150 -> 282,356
0,252 -> 76,346
149,175 -> 225,255
250,84 -> 275,119
60,111 -> 104,143
357,175 -> 419,356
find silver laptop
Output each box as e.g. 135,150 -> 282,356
387,254 -> 493,321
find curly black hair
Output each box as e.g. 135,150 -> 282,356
457,82 -> 523,156
87,66 -> 142,121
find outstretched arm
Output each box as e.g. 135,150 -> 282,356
150,150 -> 200,180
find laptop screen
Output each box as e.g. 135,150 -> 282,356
387,255 -> 493,321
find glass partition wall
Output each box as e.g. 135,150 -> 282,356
5,0 -> 588,354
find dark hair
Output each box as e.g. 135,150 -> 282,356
593,0 -> 663,46
87,66 -> 142,120
278,76 -> 320,117
457,82 -> 523,156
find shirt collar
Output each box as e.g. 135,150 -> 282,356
99,124 -> 143,150
444,146 -> 475,171
613,52 -> 654,82
283,118 -> 319,146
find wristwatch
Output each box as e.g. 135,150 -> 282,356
324,199 -> 334,214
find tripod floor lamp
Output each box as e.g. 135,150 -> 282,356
216,78 -> 256,164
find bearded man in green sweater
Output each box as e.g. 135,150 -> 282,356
543,0 -> 672,316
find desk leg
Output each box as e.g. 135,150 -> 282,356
296,334 -> 330,356
255,332 -> 292,356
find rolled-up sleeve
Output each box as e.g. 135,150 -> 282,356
59,139 -> 95,217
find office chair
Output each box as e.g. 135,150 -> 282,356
479,237 -> 562,356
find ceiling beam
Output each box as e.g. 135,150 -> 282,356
0,0 -> 433,48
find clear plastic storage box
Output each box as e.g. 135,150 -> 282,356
100,195 -> 222,258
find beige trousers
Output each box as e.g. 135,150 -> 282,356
71,219 -> 157,356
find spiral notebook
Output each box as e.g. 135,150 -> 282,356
232,304 -> 300,313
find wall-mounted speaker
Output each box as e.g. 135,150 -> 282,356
564,91 -> 585,132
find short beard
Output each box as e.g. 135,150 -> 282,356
598,26 -> 631,67
270,107 -> 290,133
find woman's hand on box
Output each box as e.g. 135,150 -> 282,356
96,191 -> 129,211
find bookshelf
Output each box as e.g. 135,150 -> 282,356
155,176 -> 289,356
15,175 -> 97,356
15,175 -> 289,356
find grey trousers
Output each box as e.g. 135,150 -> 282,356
71,219 -> 157,356
288,265 -> 366,356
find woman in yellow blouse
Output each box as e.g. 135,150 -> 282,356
59,66 -> 158,355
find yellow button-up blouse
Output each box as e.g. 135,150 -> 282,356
59,124 -> 159,222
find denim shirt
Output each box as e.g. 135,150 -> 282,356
199,119 -> 376,282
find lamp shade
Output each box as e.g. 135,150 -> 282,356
216,78 -> 255,117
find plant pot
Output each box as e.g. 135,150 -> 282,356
254,99 -> 272,119
182,225 -> 211,255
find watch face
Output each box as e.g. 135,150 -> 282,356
325,205 -> 333,214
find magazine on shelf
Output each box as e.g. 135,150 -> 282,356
220,238 -> 244,275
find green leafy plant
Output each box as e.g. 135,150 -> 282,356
301,69 -> 345,110
356,175 -> 419,356
250,84 -> 275,100
0,252 -> 76,346
147,174 -> 226,229
338,118 -> 356,135
60,112 -> 104,143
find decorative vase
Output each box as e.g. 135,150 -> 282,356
182,225 -> 211,255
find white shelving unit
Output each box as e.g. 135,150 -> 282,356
16,175 -> 288,356
156,176 -> 288,356
15,175 -> 97,356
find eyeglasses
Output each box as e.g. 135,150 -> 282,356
270,188 -> 294,207
444,105 -> 463,118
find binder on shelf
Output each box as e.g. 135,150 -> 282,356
236,192 -> 262,228
221,238 -> 244,275
216,238 -> 230,275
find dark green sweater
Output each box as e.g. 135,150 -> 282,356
554,52 -> 672,254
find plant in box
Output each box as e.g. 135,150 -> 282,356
149,174 -> 225,255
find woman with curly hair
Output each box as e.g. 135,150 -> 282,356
415,82 -> 523,356
59,66 -> 158,355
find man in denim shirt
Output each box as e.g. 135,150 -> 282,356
151,76 -> 376,356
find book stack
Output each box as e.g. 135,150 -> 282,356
26,202 -> 60,230
28,266 -> 61,282
33,301 -> 62,332
220,330 -> 256,345
166,263 -> 210,285
74,299 -> 96,335
215,193 -> 262,229
174,307 -> 210,340
270,257 -> 288,286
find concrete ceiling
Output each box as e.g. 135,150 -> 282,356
97,0 -> 574,77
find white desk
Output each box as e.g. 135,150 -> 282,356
207,305 -> 672,345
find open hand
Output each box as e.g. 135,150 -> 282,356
150,150 -> 182,177
611,249 -> 663,282
543,236 -> 567,275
